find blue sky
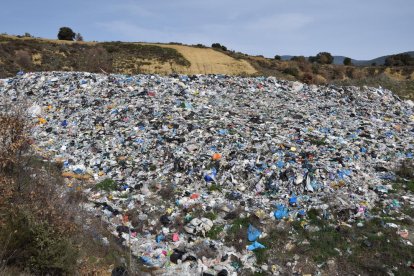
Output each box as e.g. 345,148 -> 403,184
1,0 -> 413,60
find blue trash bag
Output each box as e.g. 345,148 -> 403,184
289,194 -> 297,206
274,204 -> 288,220
155,234 -> 165,243
247,241 -> 266,251
247,224 -> 261,242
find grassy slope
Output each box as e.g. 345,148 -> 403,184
145,43 -> 257,75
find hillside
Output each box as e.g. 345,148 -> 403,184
1,35 -> 414,99
146,43 -> 257,75
0,35 -> 255,77
283,52 -> 414,66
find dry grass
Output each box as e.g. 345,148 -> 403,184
142,43 -> 257,75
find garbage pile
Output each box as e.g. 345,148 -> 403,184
1,72 -> 413,274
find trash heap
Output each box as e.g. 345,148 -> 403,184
1,72 -> 413,274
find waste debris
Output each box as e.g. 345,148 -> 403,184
1,71 -> 413,275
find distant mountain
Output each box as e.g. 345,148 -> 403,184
279,52 -> 414,66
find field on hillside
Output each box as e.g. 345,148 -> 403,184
145,43 -> 257,75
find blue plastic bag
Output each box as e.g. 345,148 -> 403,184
247,224 -> 261,242
155,234 -> 165,243
247,241 -> 266,251
274,204 -> 288,220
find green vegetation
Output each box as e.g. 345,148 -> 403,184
309,138 -> 327,146
206,225 -> 224,239
309,52 -> 334,64
343,57 -> 352,66
95,178 -> 118,191
385,53 -> 414,66
208,183 -> 223,192
0,35 -> 190,77
334,74 -> 414,100
57,27 -> 75,41
101,42 -> 190,66
205,211 -> 218,221
0,111 -> 135,274
211,43 -> 228,51
1,211 -> 78,274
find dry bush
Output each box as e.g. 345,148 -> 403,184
14,50 -> 32,69
0,104 -> 134,274
80,46 -> 113,73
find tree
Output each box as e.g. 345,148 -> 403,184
315,52 -> 333,64
291,56 -> 307,63
57,27 -> 75,41
384,54 -> 414,66
74,33 -> 83,41
274,55 -> 281,60
343,57 -> 352,66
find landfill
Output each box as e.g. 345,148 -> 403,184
1,71 -> 413,275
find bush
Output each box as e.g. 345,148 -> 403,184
343,57 -> 352,66
211,43 -> 227,51
313,52 -> 334,64
274,55 -> 281,60
0,210 -> 78,275
283,67 -> 299,77
79,46 -> 112,72
58,27 -> 75,41
14,50 -> 32,69
74,33 -> 84,42
290,56 -> 307,63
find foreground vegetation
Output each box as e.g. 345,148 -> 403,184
0,106 -> 136,275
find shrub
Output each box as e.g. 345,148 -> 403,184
79,46 -> 112,72
211,43 -> 227,51
283,67 -> 299,77
0,210 -> 78,275
290,56 -> 307,63
314,52 -> 334,64
274,55 -> 281,60
57,27 -> 75,41
95,178 -> 117,191
15,50 -> 32,69
343,57 -> 352,66
74,33 -> 84,42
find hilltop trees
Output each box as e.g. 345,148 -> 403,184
211,43 -> 227,51
57,27 -> 75,41
312,52 -> 334,64
385,54 -> 414,66
309,52 -> 333,64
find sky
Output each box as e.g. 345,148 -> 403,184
1,0 -> 413,60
